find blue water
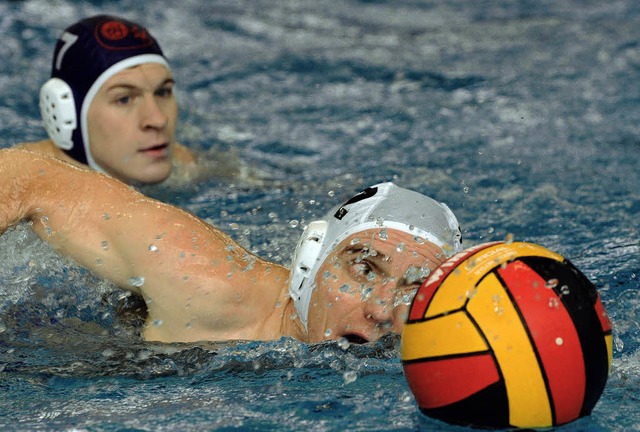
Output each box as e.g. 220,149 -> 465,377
0,0 -> 639,430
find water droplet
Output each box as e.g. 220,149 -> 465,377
396,242 -> 405,252
101,240 -> 109,250
405,266 -> 430,284
400,392 -> 413,403
339,284 -> 351,293
560,285 -> 570,295
548,297 -> 560,309
324,328 -> 332,337
465,286 -> 478,300
128,276 -> 145,288
395,288 -> 418,306
378,229 -> 388,240
268,212 -> 278,219
343,371 -> 357,385
148,244 -> 158,253
555,337 -> 564,346
505,233 -> 514,244
545,278 -> 559,289
337,337 -> 350,350
152,319 -> 163,327
289,220 -> 299,228
614,333 -> 624,351
229,223 -> 239,230
102,213 -> 111,221
465,258 -> 477,270
492,294 -> 504,314
327,190 -> 335,197
360,286 -> 373,301
102,349 -> 115,358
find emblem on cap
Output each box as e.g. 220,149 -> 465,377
96,19 -> 154,50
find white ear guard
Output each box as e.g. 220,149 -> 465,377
39,78 -> 77,150
288,220 -> 328,330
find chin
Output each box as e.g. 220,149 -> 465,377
132,166 -> 173,185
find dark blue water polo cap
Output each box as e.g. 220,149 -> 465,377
39,15 -> 169,170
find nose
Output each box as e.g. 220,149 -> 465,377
362,279 -> 401,332
140,95 -> 168,130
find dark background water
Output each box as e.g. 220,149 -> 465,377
0,0 -> 638,430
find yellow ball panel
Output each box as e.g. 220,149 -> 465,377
605,334 -> 613,372
425,242 -> 563,319
401,311 -> 488,361
467,271 -> 552,428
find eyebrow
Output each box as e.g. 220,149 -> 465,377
345,245 -> 391,266
105,78 -> 175,92
345,244 -> 429,286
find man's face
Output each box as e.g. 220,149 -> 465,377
87,63 -> 178,185
305,228 -> 447,344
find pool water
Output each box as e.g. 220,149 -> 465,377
1,1 -> 639,430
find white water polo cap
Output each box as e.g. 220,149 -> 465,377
289,182 -> 462,331
39,15 -> 169,171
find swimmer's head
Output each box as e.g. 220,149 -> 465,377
289,182 -> 463,331
39,15 -> 169,171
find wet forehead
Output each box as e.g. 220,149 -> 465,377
101,63 -> 173,90
336,228 -> 444,267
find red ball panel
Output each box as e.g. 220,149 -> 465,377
497,259 -> 586,425
403,353 -> 500,409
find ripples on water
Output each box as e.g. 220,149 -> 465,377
0,0 -> 639,430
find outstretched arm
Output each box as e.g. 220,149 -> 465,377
0,149 -> 289,342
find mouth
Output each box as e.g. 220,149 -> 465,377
139,143 -> 170,157
342,333 -> 370,345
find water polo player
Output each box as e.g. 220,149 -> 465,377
0,149 -> 462,343
289,182 -> 462,342
17,15 -> 197,185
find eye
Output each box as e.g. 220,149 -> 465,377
155,86 -> 173,98
115,95 -> 132,105
351,261 -> 375,279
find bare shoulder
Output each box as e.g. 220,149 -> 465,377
14,140 -> 84,168
15,139 -> 57,154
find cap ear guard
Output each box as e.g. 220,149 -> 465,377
288,220 -> 328,330
39,78 -> 77,150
